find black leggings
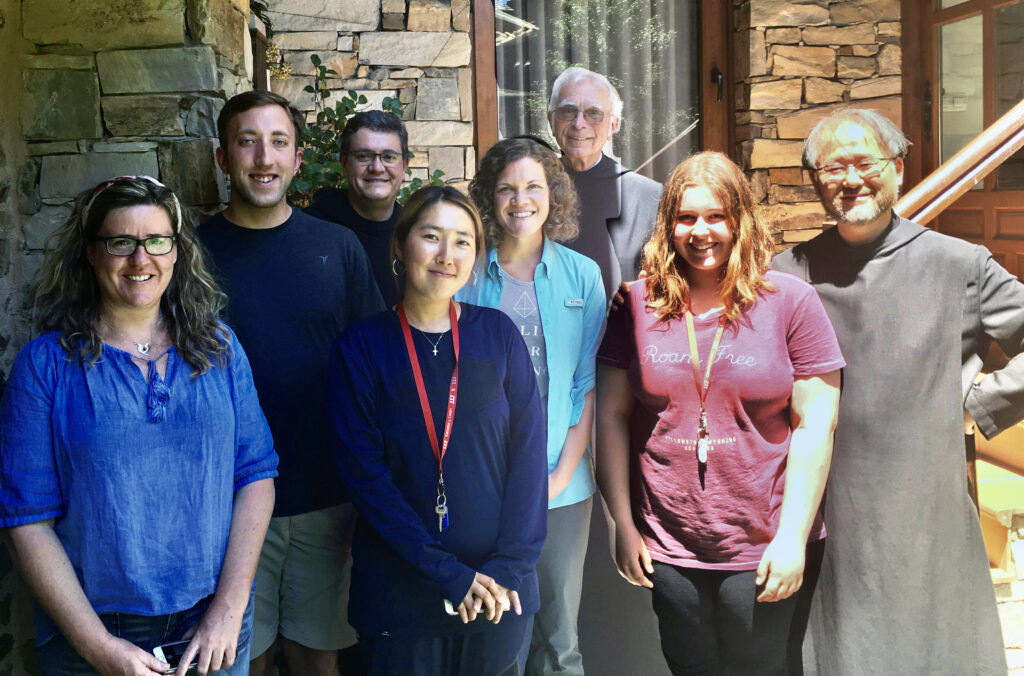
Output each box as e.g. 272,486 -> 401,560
650,562 -> 797,676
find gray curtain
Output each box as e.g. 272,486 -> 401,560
496,0 -> 700,182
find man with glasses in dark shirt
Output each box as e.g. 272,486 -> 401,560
306,110 -> 411,308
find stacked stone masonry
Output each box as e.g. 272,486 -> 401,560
733,0 -> 902,246
267,0 -> 475,188
2,0 -> 257,383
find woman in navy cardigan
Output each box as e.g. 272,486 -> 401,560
328,186 -> 548,675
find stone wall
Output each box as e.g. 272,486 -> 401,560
0,2 -> 252,672
265,0 -> 475,187
733,0 -> 902,246
3,0 -> 253,382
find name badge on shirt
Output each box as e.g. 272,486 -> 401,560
565,298 -> 584,308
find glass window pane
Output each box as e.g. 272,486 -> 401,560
939,14 -> 984,189
995,1 -> 1024,190
495,0 -> 700,182
939,0 -> 969,9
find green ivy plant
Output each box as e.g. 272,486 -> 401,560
249,1 -> 273,37
288,54 -> 445,208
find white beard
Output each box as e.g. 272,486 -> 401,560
832,185 -> 900,225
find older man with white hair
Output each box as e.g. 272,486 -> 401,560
547,67 -> 663,300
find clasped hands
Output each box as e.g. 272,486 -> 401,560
456,572 -> 521,625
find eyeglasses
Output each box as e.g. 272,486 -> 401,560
552,104 -> 606,124
94,235 -> 177,256
347,150 -> 405,166
815,157 -> 896,183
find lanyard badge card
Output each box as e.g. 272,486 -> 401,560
398,301 -> 460,532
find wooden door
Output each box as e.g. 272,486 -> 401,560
907,0 -> 1024,278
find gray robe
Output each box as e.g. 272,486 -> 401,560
772,216 -> 1023,675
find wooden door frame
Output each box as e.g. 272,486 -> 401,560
902,0 -> 1013,186
470,0 -> 733,166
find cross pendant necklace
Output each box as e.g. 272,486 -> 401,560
417,329 -> 448,357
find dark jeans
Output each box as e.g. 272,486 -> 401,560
650,562 -> 797,676
36,590 -> 255,675
360,611 -> 527,676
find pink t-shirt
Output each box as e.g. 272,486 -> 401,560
598,270 -> 845,570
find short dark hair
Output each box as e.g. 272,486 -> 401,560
217,90 -> 305,149
340,110 -> 409,159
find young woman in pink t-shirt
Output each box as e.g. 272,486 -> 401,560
596,152 -> 844,675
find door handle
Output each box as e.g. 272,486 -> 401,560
711,66 -> 723,102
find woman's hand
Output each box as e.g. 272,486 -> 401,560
457,572 -> 499,624
613,521 -> 654,588
755,533 -> 805,602
548,467 -> 571,501
89,634 -> 170,676
176,599 -> 245,675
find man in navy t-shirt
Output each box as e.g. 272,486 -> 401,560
305,110 -> 409,308
199,90 -> 384,676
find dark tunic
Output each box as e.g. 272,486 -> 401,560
772,216 -> 1024,675
564,154 -> 662,300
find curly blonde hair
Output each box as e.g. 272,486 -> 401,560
642,152 -> 775,322
32,177 -> 230,376
469,137 -> 579,247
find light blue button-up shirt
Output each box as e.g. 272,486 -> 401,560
458,240 -> 605,508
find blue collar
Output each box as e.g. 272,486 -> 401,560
485,238 -> 557,281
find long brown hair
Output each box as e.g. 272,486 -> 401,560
32,176 -> 230,375
642,152 -> 775,322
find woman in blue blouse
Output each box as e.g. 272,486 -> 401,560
328,186 -> 548,676
0,176 -> 277,675
459,137 -> 605,675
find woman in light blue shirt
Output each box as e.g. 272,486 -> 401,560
459,137 -> 605,675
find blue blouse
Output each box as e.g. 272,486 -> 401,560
457,240 -> 605,508
0,329 -> 277,642
328,304 -> 547,637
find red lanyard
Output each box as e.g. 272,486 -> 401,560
397,301 -> 460,477
684,311 -> 725,464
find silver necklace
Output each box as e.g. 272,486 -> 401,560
416,328 -> 448,357
100,318 -> 160,356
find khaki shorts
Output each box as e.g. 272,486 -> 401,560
252,503 -> 358,657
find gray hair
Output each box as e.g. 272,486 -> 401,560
803,108 -> 911,170
548,67 -> 624,119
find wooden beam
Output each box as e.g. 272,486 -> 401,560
700,0 -> 732,155
470,0 -> 498,165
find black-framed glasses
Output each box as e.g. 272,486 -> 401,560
347,150 -> 405,166
95,235 -> 177,256
815,157 -> 896,183
552,104 -> 606,124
